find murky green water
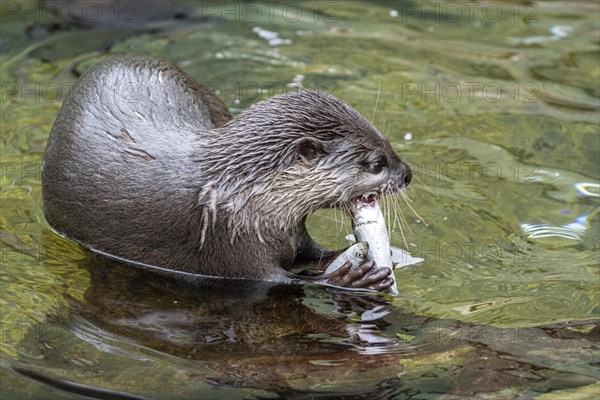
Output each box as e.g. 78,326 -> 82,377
1,1 -> 599,399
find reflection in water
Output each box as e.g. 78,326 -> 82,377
508,24 -> 573,45
5,253 -> 598,399
10,255 -> 412,398
521,209 -> 596,240
576,182 -> 600,198
521,178 -> 599,241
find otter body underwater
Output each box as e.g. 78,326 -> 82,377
42,55 -> 412,291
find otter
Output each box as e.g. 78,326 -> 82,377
42,55 -> 412,291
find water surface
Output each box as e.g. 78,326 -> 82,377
1,1 -> 599,398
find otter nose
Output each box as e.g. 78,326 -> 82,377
389,151 -> 412,188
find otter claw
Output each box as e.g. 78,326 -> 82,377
357,267 -> 393,287
321,260 -> 392,292
367,276 -> 394,291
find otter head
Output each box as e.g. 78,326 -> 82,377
202,90 -> 411,237
262,90 -> 411,210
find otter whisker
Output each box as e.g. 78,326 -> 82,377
385,193 -> 409,250
411,171 -> 428,187
344,204 -> 352,240
332,203 -> 345,245
384,195 -> 392,239
398,218 -> 409,251
401,191 -> 428,227
385,116 -> 392,139
340,202 -> 350,238
409,171 -> 440,200
390,194 -> 403,232
396,194 -> 414,235
382,192 -> 412,251
371,74 -> 381,124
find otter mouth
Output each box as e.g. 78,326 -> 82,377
328,192 -> 382,215
356,192 -> 379,207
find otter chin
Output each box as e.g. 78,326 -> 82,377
42,55 -> 411,292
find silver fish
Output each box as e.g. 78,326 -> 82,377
351,193 -> 399,294
324,242 -> 368,275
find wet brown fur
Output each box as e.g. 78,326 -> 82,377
42,55 -> 411,285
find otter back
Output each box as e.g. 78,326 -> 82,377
42,55 -> 238,276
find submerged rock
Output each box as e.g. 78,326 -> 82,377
27,0 -> 190,39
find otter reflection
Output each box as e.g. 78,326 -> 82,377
72,255 -> 411,392
12,252 -> 598,398
66,256 -> 599,395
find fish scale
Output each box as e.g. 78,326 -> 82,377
351,197 -> 399,295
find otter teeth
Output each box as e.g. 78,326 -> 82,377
358,192 -> 379,207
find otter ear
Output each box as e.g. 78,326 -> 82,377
296,137 -> 327,163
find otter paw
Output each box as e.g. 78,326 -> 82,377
321,260 -> 394,292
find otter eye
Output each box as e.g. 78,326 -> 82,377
368,160 -> 386,174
